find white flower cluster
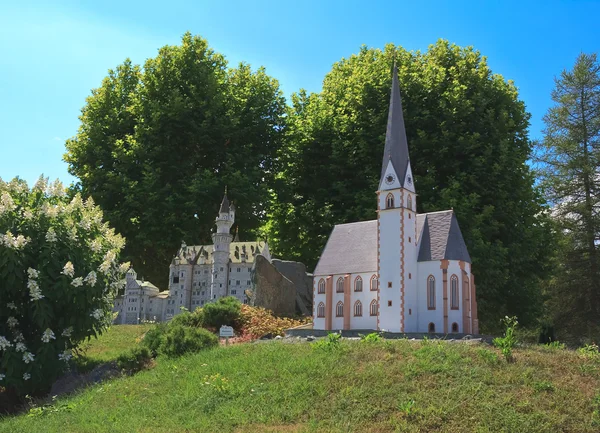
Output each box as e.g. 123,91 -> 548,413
71,277 -> 84,287
61,327 -> 73,338
46,227 -> 58,243
58,350 -> 72,362
15,342 -> 26,352
41,202 -> 60,218
7,302 -> 16,310
90,309 -> 103,320
22,352 -> 34,363
0,336 -> 12,350
0,231 -> 29,250
27,267 -> 44,301
23,373 -> 30,381
23,209 -> 33,219
62,261 -> 75,278
84,271 -> 97,287
0,374 -> 5,381
7,317 -> 18,328
41,328 -> 55,343
33,176 -> 48,192
90,239 -> 102,253
47,179 -> 65,197
0,192 -> 16,214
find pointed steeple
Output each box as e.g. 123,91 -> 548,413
219,186 -> 229,213
380,64 -> 410,186
234,226 -> 240,242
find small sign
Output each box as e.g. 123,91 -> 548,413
219,326 -> 234,338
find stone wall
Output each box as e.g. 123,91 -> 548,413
250,255 -> 297,317
271,259 -> 313,315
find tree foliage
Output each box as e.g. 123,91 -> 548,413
65,33 -> 287,287
537,53 -> 600,341
268,41 -> 554,331
0,176 -> 127,396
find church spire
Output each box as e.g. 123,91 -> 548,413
380,64 -> 411,186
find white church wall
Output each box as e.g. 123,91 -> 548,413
416,261 -> 444,333
447,260 -> 463,333
402,189 -> 419,332
312,276 -> 327,330
331,274 -> 346,330
348,272 -> 378,329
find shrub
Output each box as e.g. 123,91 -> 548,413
142,323 -> 168,356
0,177 -> 127,396
493,316 -> 518,362
159,325 -> 218,357
578,343 -> 599,359
116,347 -> 152,372
202,296 -> 242,330
360,332 -> 383,343
238,304 -> 310,338
312,332 -> 342,351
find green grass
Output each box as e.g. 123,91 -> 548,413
2,335 -> 600,432
74,324 -> 152,371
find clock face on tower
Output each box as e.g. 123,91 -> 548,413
385,174 -> 395,185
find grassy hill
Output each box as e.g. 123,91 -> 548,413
1,328 -> 600,432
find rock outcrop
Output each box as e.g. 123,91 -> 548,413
250,255 -> 314,316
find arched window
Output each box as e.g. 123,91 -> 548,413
428,322 -> 436,333
317,302 -> 325,318
450,275 -> 459,309
336,278 -> 344,293
370,275 -> 378,291
370,299 -> 378,316
427,276 -> 436,310
386,193 -> 395,209
318,279 -> 325,294
407,194 -> 412,210
336,301 -> 344,317
451,322 -> 459,333
354,301 -> 362,317
354,276 -> 363,292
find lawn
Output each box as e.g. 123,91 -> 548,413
1,332 -> 600,432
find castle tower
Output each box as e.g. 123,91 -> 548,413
377,65 -> 418,333
211,188 -> 235,299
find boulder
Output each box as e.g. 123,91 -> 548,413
271,259 -> 313,315
250,255 -> 297,317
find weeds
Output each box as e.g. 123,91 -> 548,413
312,332 -> 342,351
360,332 -> 383,343
493,316 -> 518,362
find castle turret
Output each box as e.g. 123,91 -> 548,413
211,188 -> 234,299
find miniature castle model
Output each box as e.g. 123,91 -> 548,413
312,66 -> 479,334
113,192 -> 270,324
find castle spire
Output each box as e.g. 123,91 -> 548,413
219,187 -> 229,213
380,64 -> 410,186
234,226 -> 239,242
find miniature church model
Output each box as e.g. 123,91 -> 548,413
312,65 -> 478,334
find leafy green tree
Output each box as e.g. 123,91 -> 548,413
537,53 -> 600,341
269,41 -> 554,331
65,33 -> 286,287
0,176 -> 127,397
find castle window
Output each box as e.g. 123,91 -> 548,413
336,278 -> 344,293
388,300 -> 392,307
386,193 -> 395,209
317,302 -> 325,318
231,290 -> 237,295
354,301 -> 362,316
407,194 -> 412,210
370,275 -> 378,291
318,279 -> 325,294
428,322 -> 435,333
370,300 -> 378,316
451,322 -> 459,333
427,276 -> 436,310
354,276 -> 363,292
451,275 -> 459,310
336,301 -> 344,317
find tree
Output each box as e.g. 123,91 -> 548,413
537,53 -> 600,341
0,176 -> 127,397
268,41 -> 554,331
65,33 -> 287,287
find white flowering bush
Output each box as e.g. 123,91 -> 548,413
0,176 -> 128,396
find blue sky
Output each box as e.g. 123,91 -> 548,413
1,0 -> 599,186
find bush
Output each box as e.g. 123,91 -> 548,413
0,177 -> 128,396
238,304 -> 310,338
142,324 -> 168,356
202,297 -> 241,330
159,325 -> 218,357
116,347 -> 152,372
312,332 -> 342,351
360,332 -> 383,343
493,316 -> 518,362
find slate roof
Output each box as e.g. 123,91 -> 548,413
314,210 -> 470,276
381,65 -> 411,186
314,220 -> 378,276
219,193 -> 230,213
